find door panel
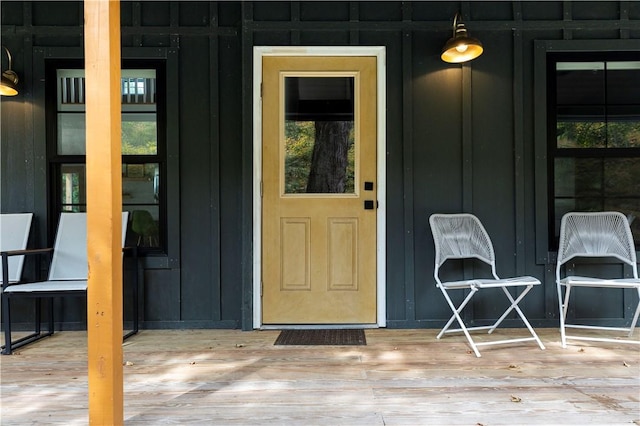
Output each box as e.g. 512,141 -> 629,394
262,56 -> 377,324
281,217 -> 310,290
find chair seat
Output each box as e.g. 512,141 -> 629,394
3,280 -> 88,293
560,276 -> 640,289
441,276 -> 541,290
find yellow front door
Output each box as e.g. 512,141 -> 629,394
262,56 -> 377,324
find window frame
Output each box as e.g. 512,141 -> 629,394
547,51 -> 640,251
534,40 -> 640,263
47,59 -> 167,254
35,47 -> 179,268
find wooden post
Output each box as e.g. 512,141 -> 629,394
84,0 -> 123,424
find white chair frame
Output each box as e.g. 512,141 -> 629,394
429,213 -> 545,357
556,211 -> 640,348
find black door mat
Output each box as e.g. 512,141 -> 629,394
274,329 -> 366,346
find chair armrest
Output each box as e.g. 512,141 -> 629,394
1,247 -> 54,257
1,248 -> 54,290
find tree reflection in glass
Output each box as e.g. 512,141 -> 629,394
284,76 -> 355,194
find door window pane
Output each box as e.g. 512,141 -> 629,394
284,76 -> 355,194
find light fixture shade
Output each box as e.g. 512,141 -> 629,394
1,46 -> 19,96
1,71 -> 19,96
441,15 -> 483,64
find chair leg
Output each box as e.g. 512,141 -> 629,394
1,296 -> 55,355
436,287 -> 477,337
123,251 -> 140,341
499,287 -> 545,350
558,284 -> 572,348
488,286 -> 531,332
33,297 -> 54,339
628,288 -> 640,338
437,285 -> 482,357
34,298 -> 41,334
47,297 -> 54,335
2,293 -> 12,355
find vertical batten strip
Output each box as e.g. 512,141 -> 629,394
620,1 -> 630,39
209,1 -> 222,322
242,1 -> 256,330
401,2 -> 415,321
513,1 -> 526,276
460,7 -> 475,307
291,2 -> 301,45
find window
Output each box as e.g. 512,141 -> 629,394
284,76 -> 355,194
547,52 -> 640,248
48,60 -> 166,252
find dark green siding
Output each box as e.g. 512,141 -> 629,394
2,1 -> 639,331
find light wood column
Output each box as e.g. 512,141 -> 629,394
84,0 -> 123,424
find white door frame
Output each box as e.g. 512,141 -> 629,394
252,46 -> 386,329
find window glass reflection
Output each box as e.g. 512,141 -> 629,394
284,76 -> 355,194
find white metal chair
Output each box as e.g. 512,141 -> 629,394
556,211 -> 640,348
429,213 -> 545,357
1,212 -> 137,354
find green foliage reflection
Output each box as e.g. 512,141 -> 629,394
122,121 -> 157,155
557,121 -> 640,148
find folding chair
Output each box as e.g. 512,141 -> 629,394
1,212 -> 137,354
556,211 -> 640,348
429,213 -> 545,357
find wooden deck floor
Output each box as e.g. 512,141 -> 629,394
1,328 -> 639,425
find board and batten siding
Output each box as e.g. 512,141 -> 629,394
1,1 -> 639,331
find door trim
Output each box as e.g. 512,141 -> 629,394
252,46 -> 386,329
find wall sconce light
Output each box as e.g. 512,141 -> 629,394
1,46 -> 19,96
441,13 -> 483,64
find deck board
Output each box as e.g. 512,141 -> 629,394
1,329 -> 638,425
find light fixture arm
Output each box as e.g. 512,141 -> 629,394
3,46 -> 12,70
452,12 -> 460,36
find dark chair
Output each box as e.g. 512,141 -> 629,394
131,209 -> 159,247
1,212 -> 138,354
